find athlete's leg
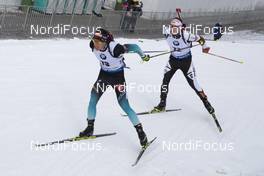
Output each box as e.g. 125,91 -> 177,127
114,81 -> 148,146
181,57 -> 215,114
80,72 -> 109,137
180,57 -> 203,95
87,71 -> 110,120
114,84 -> 140,126
156,59 -> 177,109
87,82 -> 107,120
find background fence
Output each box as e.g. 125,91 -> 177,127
0,4 -> 264,39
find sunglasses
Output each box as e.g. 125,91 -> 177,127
92,38 -> 105,44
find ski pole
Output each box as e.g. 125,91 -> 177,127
206,52 -> 244,64
205,38 -> 216,41
143,50 -> 169,53
149,44 -> 200,59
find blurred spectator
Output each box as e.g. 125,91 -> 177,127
101,0 -> 106,9
120,0 -> 143,32
86,0 -> 104,17
213,23 -> 223,41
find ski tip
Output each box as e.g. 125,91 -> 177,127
35,143 -> 47,147
144,137 -> 157,148
150,137 -> 157,144
219,128 -> 223,133
131,163 -> 137,167
131,137 -> 157,167
152,137 -> 157,141
95,132 -> 117,137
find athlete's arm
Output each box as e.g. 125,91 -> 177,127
185,32 -> 210,53
113,44 -> 126,57
123,44 -> 150,61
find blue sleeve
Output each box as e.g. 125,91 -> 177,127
123,44 -> 145,58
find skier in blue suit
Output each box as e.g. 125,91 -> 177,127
79,28 -> 150,146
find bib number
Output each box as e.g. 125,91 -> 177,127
101,61 -> 110,67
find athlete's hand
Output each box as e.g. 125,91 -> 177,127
142,54 -> 150,62
202,45 -> 210,53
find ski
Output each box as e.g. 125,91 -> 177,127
122,108 -> 181,117
35,132 -> 117,147
132,137 -> 157,167
211,113 -> 222,133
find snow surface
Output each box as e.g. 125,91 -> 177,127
0,36 -> 264,176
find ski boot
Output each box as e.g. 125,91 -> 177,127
135,123 -> 148,146
79,119 -> 95,137
203,99 -> 215,114
151,100 -> 166,113
198,91 -> 215,114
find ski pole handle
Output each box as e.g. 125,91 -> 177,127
206,52 -> 244,64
